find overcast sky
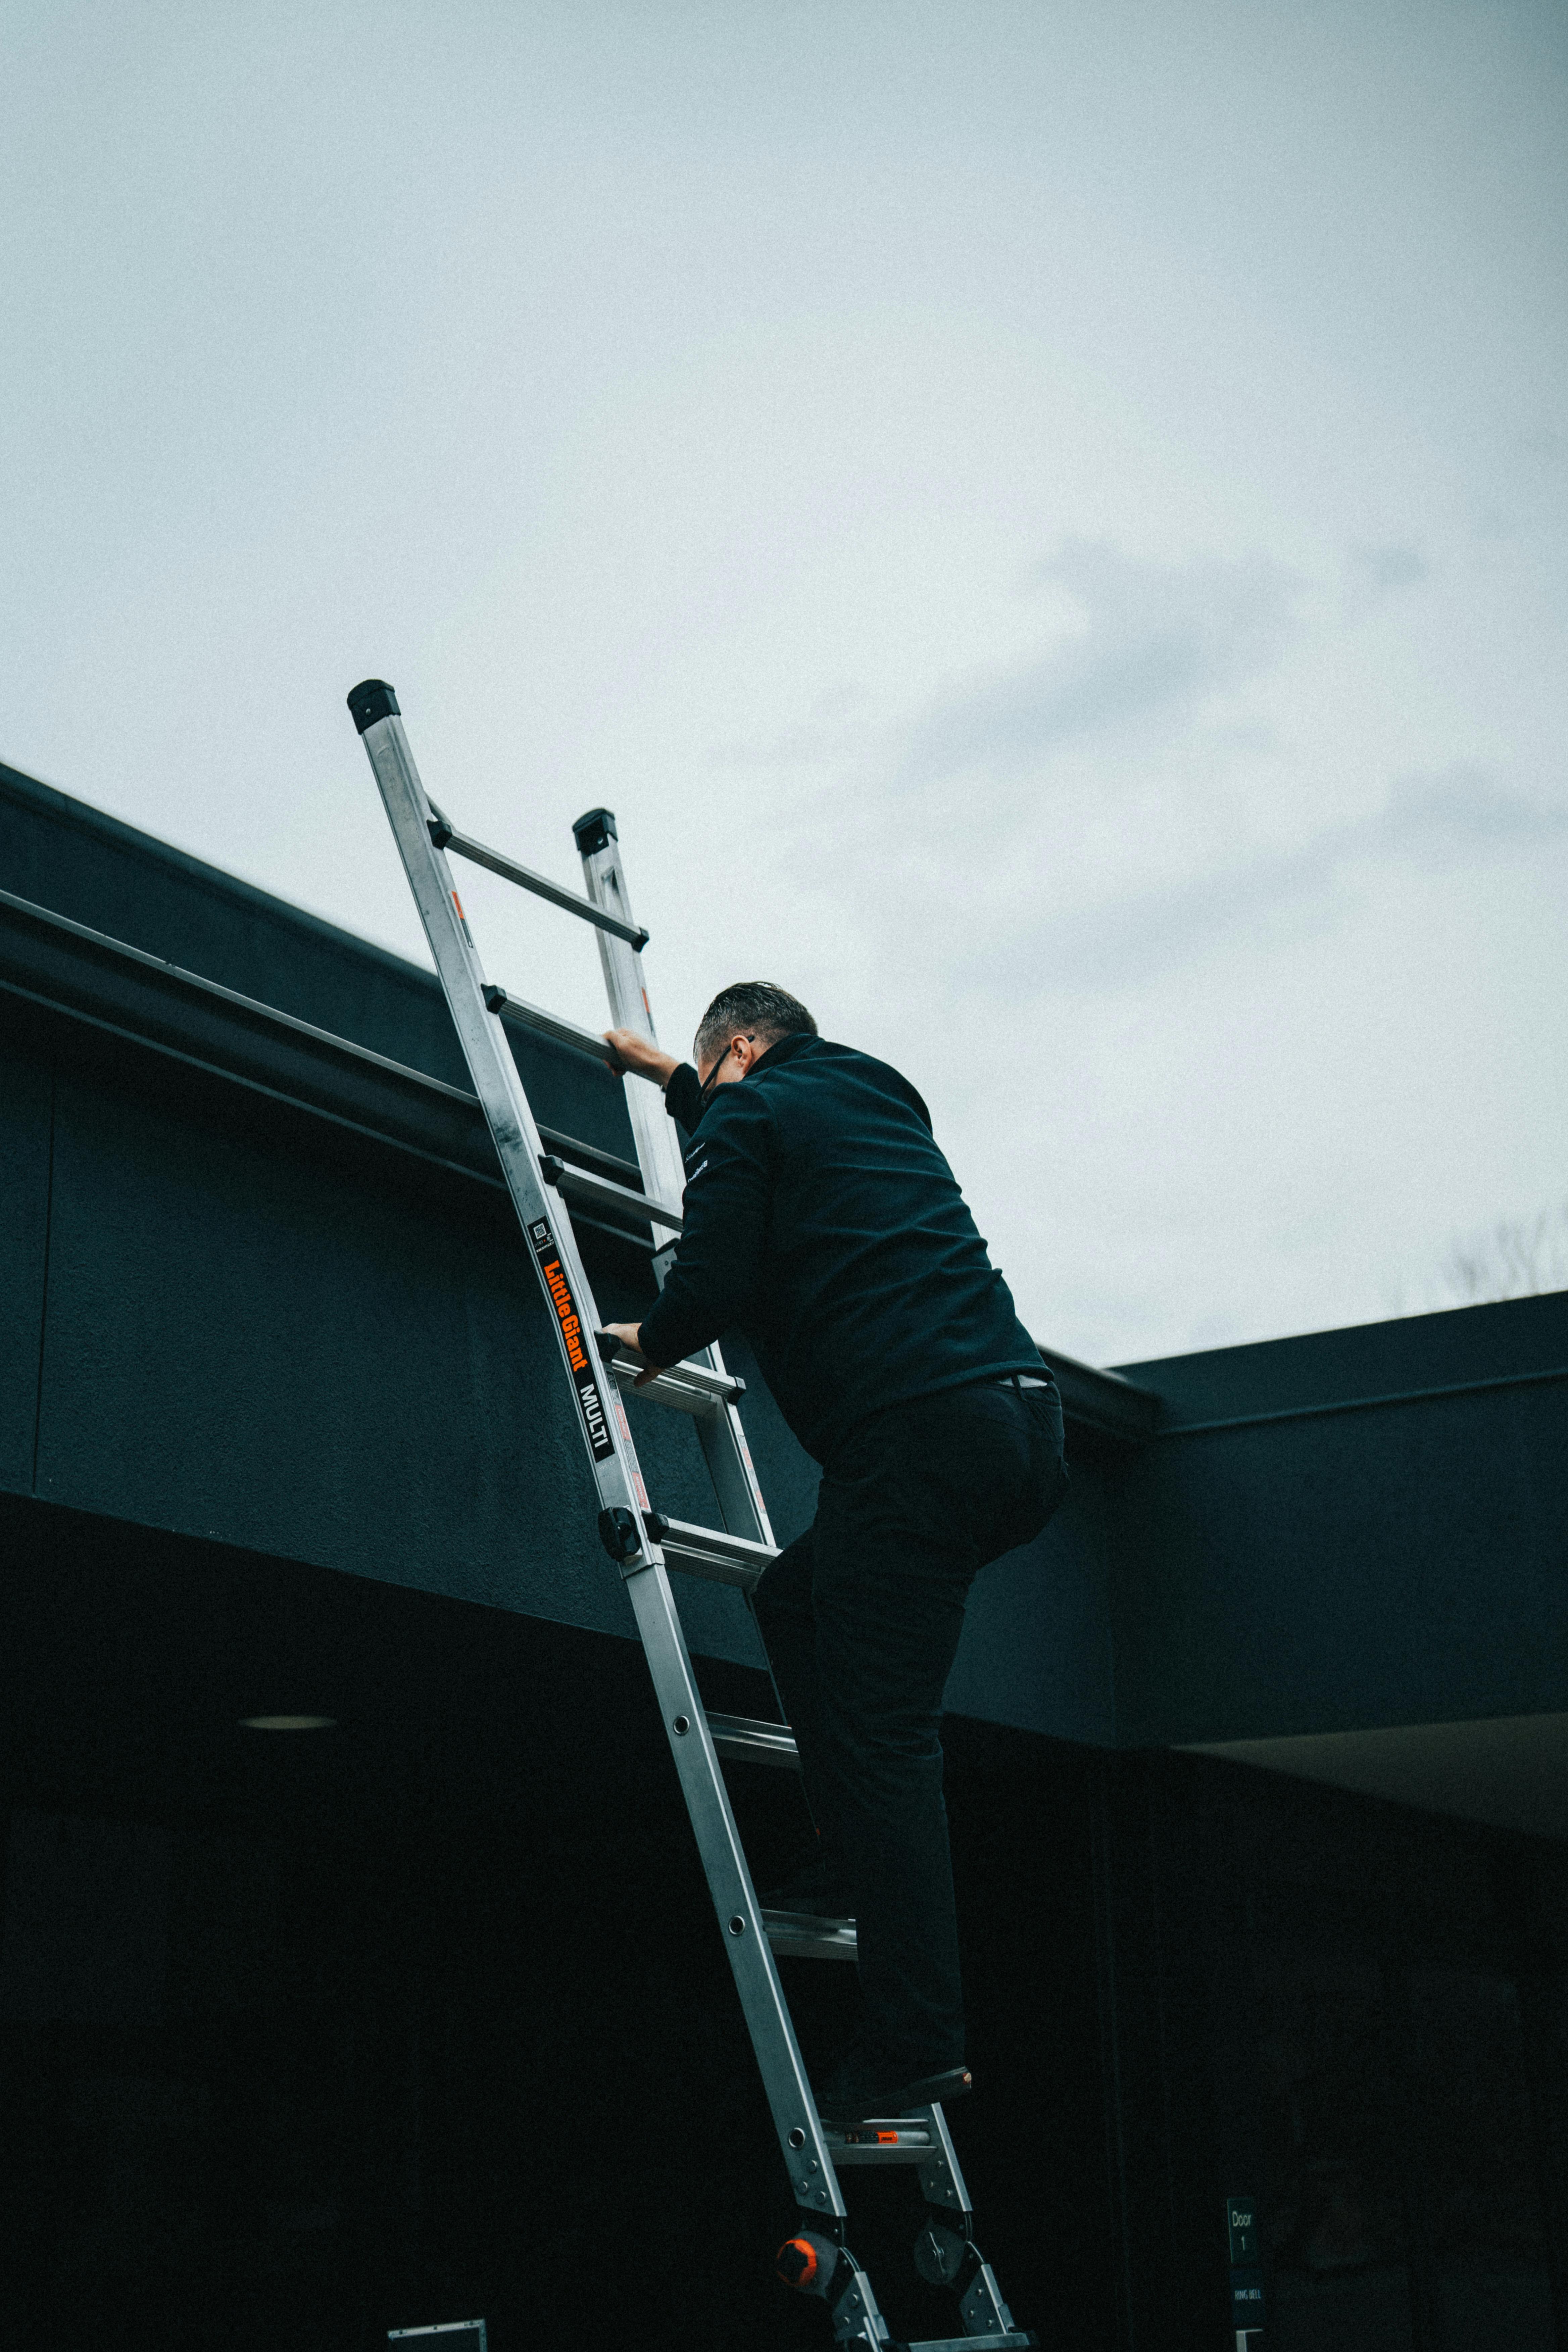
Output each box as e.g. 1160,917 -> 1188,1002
3,0 -> 1564,1367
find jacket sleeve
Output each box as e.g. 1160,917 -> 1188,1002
663,1062 -> 704,1135
637,1085 -> 774,1368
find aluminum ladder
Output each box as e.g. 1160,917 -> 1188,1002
348,677 -> 1037,2352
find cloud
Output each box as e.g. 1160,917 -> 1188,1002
1367,767 -> 1568,863
891,539 -> 1302,793
1349,541 -> 1429,597
730,541 -> 1563,1015
997,766 -> 1567,991
718,538 -> 1303,816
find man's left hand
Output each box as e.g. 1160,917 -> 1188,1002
604,1030 -> 679,1088
602,1320 -> 665,1389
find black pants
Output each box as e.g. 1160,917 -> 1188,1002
752,1378 -> 1067,2074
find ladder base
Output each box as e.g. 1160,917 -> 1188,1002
889,2336 -> 1038,2350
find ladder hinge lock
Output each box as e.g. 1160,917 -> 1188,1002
596,1507 -> 643,1565
912,2220 -> 969,2288
346,677 -> 400,734
571,806 -> 617,855
482,984 -> 508,1014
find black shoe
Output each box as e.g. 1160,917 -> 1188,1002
815,2040 -> 974,2124
759,1854 -> 855,1921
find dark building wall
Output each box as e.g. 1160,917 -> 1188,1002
0,758 -> 594,1132
4,756 -> 1567,2351
1111,1298 -> 1568,1746
0,755 -> 1129,1725
0,755 -> 643,1167
0,1492 -> 1112,2352
0,957 -> 1129,1730
9,756 -> 1564,1754
1092,1743 -> 1568,2352
2,1490 -> 1563,2352
0,987 -> 768,1672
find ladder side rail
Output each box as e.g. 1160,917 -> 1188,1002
356,702 -> 848,2224
571,812 -> 690,1211
356,696 -> 1034,2342
356,708 -> 656,1541
626,1564 -> 849,2224
573,814 -> 777,1550
916,2100 -> 974,2225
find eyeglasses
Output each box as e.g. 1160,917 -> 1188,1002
695,1032 -> 757,1111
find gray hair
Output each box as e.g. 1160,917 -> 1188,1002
693,982 -> 817,1066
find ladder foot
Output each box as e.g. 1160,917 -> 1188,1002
775,2236 -> 892,2347
886,2337 -> 1038,2350
776,2232 -> 836,2294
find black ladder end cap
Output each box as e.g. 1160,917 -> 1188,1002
572,806 -> 617,854
347,678 -> 399,734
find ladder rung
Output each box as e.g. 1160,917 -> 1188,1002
499,995 -> 615,1065
824,2121 -> 936,2166
706,1712 -> 800,1770
537,1126 -> 641,1186
649,1515 -> 779,1593
596,1336 -> 739,1414
761,1909 -> 858,1963
540,1155 -> 683,1232
428,807 -> 648,948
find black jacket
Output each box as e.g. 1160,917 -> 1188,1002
637,1032 -> 1046,1463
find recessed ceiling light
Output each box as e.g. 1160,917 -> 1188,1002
240,1715 -> 338,1732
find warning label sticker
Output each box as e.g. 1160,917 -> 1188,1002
528,1218 -> 614,1463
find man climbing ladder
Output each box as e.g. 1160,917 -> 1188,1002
603,988 -> 1066,2123
349,676 -> 1057,2348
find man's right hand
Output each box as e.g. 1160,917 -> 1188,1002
604,1028 -> 679,1088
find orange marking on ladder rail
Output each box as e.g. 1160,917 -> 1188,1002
541,1257 -> 588,1371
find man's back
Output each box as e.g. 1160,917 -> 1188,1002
647,1031 -> 1043,1461
608,986 -> 1066,2125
